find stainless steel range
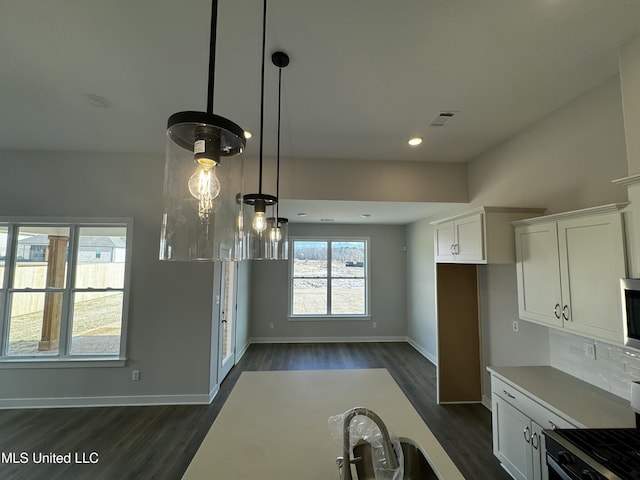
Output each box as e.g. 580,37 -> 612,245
545,428 -> 640,480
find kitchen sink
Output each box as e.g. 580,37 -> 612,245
351,437 -> 438,480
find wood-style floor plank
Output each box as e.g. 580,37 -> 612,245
0,342 -> 510,479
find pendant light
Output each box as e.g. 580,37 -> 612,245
242,0 -> 277,260
266,51 -> 289,260
160,0 -> 246,262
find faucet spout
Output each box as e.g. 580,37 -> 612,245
340,407 -> 400,480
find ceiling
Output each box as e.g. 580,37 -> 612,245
2,0 -> 640,223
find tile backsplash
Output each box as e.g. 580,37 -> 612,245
550,329 -> 640,401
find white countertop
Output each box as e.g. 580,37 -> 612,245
182,369 -> 464,480
487,365 -> 636,428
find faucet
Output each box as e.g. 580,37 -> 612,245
336,407 -> 400,480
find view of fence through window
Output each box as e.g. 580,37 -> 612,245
0,224 -> 127,357
292,239 -> 367,316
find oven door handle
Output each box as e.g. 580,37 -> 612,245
547,455 -> 574,480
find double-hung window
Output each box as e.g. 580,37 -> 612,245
0,219 -> 132,363
289,238 -> 369,318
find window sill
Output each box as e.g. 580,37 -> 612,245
0,357 -> 127,369
288,315 -> 372,322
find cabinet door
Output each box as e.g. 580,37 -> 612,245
492,395 -> 534,480
530,421 -> 546,480
515,222 -> 563,327
434,221 -> 456,261
558,213 -> 626,344
455,213 -> 485,262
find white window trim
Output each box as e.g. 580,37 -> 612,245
288,236 -> 371,320
0,216 -> 133,367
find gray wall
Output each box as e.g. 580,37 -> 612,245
0,151 -> 219,405
249,223 -> 407,341
235,260 -> 252,357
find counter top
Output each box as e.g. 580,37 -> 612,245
487,365 -> 636,428
182,369 -> 464,480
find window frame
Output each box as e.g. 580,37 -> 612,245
288,236 -> 371,321
0,217 -> 133,367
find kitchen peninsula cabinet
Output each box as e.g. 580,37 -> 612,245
513,204 -> 627,344
432,207 -> 544,264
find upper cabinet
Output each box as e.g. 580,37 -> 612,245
514,204 -> 628,344
432,207 -> 544,264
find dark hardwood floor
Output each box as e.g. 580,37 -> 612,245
0,342 -> 510,480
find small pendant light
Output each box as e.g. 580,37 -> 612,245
242,0 -> 277,260
266,51 -> 289,260
160,0 -> 246,262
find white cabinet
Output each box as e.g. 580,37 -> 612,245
491,375 -> 576,480
432,207 -> 544,264
514,204 -> 627,344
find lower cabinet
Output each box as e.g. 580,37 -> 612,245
492,396 -> 545,480
491,376 -> 577,480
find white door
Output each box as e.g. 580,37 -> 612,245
558,213 -> 626,343
492,395 -> 534,480
515,222 -> 563,327
454,213 -> 484,262
218,259 -> 237,382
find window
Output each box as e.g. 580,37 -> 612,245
290,238 -> 369,318
0,219 -> 132,363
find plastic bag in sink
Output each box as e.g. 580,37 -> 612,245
328,408 -> 404,480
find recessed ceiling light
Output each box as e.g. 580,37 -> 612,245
361,213 -> 371,218
244,130 -> 252,139
297,212 -> 307,217
83,94 -> 110,108
408,137 -> 423,146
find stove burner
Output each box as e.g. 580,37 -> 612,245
556,428 -> 640,480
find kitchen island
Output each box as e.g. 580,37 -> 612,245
182,369 -> 464,479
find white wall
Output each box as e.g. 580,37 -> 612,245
249,223 -> 407,341
466,76 -> 630,402
478,264 -> 550,404
405,218 -> 438,364
468,76 -> 629,214
0,151 -> 219,406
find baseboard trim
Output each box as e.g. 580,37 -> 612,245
235,340 -> 250,362
249,335 -> 408,344
0,392 -> 216,410
406,337 -> 438,366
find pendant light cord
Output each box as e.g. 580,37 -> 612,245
257,0 -> 267,194
275,65 -> 282,219
206,0 -> 218,114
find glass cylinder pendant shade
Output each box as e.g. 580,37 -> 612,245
160,111 -> 246,261
242,193 -> 277,260
266,217 -> 289,260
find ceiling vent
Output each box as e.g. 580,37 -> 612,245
429,111 -> 459,127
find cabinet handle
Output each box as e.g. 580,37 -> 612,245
554,303 -> 561,319
549,421 -> 557,430
503,389 -> 516,400
562,305 -> 570,321
531,432 -> 539,450
523,426 -> 531,443
450,244 -> 455,255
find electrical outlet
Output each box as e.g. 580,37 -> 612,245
132,370 -> 140,381
512,320 -> 519,332
584,343 -> 596,360
269,322 -> 274,330
372,322 -> 377,329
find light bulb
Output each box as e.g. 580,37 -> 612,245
270,227 -> 282,242
188,164 -> 220,221
252,211 -> 267,233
